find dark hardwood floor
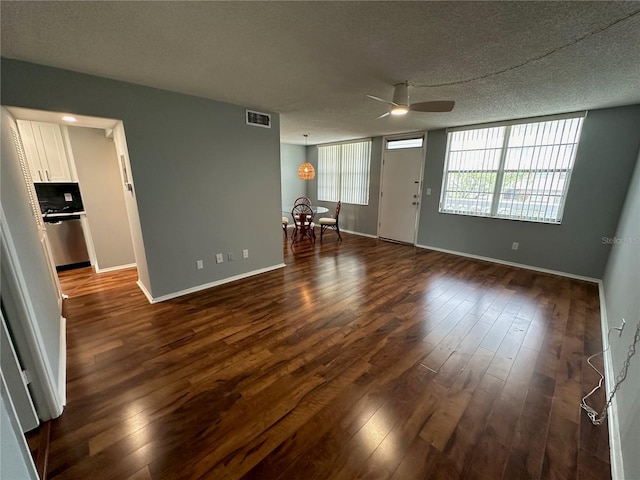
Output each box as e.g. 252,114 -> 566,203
49,234 -> 611,479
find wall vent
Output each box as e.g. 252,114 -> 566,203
246,110 -> 271,128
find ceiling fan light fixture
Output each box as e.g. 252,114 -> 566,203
390,106 -> 409,116
366,81 -> 455,118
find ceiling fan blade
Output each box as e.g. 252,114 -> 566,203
375,111 -> 391,120
410,100 -> 455,113
366,94 -> 398,106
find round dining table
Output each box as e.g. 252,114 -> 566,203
282,205 -> 329,216
283,205 -> 329,244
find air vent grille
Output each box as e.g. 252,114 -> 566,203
246,110 -> 271,128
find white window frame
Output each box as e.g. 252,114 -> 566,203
317,138 -> 371,205
439,112 -> 586,224
385,136 -> 424,150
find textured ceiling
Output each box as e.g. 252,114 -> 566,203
2,1 -> 640,145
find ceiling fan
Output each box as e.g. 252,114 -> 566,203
366,82 -> 455,119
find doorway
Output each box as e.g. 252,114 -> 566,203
4,106 -> 146,294
378,135 -> 426,244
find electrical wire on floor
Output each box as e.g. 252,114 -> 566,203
581,318 -> 640,426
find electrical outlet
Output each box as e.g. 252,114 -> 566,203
426,188 -> 432,196
196,260 -> 203,270
242,249 -> 249,259
215,253 -> 223,264
512,242 -> 519,250
227,252 -> 234,261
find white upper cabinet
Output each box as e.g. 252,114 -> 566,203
16,120 -> 73,182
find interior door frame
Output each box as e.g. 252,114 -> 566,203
1,308 -> 39,433
377,132 -> 427,245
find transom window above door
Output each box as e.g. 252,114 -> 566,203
385,136 -> 424,150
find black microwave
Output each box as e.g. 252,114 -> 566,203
34,182 -> 85,214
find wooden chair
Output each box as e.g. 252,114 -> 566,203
292,197 -> 311,222
291,204 -> 315,245
319,201 -> 342,242
293,196 -> 311,207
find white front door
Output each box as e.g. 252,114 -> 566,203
378,145 -> 425,244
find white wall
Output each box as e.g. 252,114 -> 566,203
1,375 -> 38,480
602,149 -> 640,480
67,126 -> 135,271
112,122 -> 152,292
1,107 -> 64,421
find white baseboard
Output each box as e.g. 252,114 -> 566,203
597,281 -> 624,479
341,229 -> 377,239
95,262 -> 136,274
415,244 -> 600,284
58,315 -> 66,407
136,279 -> 154,304
287,226 -> 377,239
138,263 -> 287,304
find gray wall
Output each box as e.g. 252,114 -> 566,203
602,149 -> 640,480
280,143 -> 308,221
1,58 -> 283,299
67,126 -> 135,270
417,105 -> 640,279
307,137 -> 383,236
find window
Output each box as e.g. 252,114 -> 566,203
439,114 -> 585,223
318,139 -> 371,205
386,136 -> 424,150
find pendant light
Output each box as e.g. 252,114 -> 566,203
298,134 -> 315,180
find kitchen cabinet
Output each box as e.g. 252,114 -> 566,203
16,120 -> 73,182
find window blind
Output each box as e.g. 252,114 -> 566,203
318,139 -> 371,205
440,114 -> 584,224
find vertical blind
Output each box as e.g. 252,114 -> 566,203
440,115 -> 584,224
442,126 -> 505,216
318,139 -> 371,205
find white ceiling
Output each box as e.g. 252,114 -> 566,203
2,1 -> 639,145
